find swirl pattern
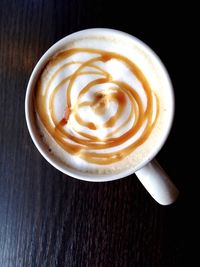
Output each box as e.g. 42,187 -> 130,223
35,48 -> 159,165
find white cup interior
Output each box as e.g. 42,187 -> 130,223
25,28 -> 174,182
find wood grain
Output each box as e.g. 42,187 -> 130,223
0,0 -> 190,266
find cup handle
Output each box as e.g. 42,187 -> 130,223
135,159 -> 179,205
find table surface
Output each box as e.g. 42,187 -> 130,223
0,1 -> 194,266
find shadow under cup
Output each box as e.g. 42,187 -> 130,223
25,28 -> 174,182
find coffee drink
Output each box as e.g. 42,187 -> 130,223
34,30 -> 171,174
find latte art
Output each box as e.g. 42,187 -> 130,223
35,48 -> 159,168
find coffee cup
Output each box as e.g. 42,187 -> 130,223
25,28 -> 179,205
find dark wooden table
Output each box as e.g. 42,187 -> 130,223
0,1 -> 194,266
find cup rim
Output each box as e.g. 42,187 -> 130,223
25,28 -> 174,182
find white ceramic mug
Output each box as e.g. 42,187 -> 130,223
25,28 -> 179,205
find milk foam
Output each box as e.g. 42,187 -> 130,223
35,33 -> 172,174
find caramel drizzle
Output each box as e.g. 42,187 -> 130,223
35,48 -> 159,164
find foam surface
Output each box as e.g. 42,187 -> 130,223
35,32 -> 172,174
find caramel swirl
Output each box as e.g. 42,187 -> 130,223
35,48 -> 159,165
